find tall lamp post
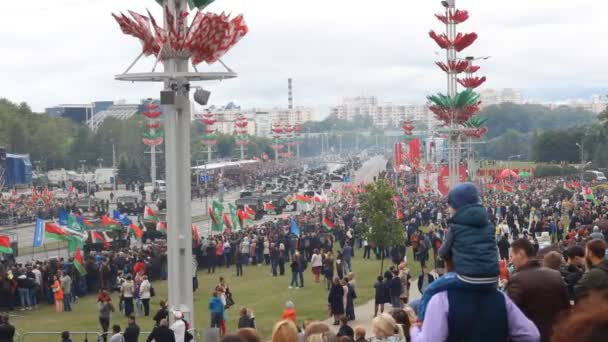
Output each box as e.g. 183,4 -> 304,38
111,0 -> 248,326
576,142 -> 584,183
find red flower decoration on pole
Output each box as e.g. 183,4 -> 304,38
435,61 -> 469,74
457,76 -> 487,89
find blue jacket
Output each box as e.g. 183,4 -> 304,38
439,204 -> 499,278
208,296 -> 224,314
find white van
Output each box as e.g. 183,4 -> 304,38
154,180 -> 166,192
586,170 -> 607,182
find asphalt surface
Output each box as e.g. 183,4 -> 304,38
10,155 -> 387,263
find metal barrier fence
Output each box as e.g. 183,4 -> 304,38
20,331 -> 101,342
19,328 -> 198,342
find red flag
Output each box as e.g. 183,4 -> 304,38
322,216 -> 336,230
263,202 -> 276,210
396,209 -> 404,220
222,213 -> 233,229
237,209 -> 253,222
409,139 -> 421,166
91,231 -> 110,249
192,224 -> 200,242
245,206 -> 256,216
129,224 -> 143,239
503,185 -> 513,193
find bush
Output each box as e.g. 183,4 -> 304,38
534,164 -> 578,178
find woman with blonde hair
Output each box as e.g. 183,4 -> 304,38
272,319 -> 299,342
372,313 -> 404,342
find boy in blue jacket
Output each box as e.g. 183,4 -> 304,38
208,291 -> 225,329
417,182 -> 499,320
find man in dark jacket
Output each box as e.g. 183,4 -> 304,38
574,239 -> 608,301
388,269 -> 402,309
506,238 -> 570,342
123,316 -> 140,342
146,319 -> 175,342
0,314 -> 15,342
560,245 -> 585,301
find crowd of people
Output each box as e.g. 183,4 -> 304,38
2,155 -> 608,342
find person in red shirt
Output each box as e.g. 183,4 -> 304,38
133,258 -> 146,275
281,301 -> 297,323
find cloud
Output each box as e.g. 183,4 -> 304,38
0,0 -> 606,117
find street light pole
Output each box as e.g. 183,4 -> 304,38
163,0 -> 193,326
79,160 -> 88,195
576,142 -> 584,183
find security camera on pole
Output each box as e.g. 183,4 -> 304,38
112,0 -> 248,327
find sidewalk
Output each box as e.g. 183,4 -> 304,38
323,282 -> 422,335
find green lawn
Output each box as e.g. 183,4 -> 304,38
11,249 -> 422,341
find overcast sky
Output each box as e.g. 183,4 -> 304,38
1,0 -> 607,119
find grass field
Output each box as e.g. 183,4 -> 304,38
10,250 -> 421,341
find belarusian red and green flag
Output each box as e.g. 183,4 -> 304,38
144,206 -> 159,223
323,216 -> 336,231
45,223 -> 70,241
263,202 -> 276,211
91,231 -> 110,249
0,236 -> 13,254
74,247 -> 87,275
129,224 -> 143,239
237,208 -> 253,225
296,194 -> 311,203
222,213 -> 233,231
157,221 -> 167,235
101,215 -> 121,230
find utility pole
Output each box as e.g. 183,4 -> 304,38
162,0 -> 194,325
576,142 -> 584,184
113,0 -> 241,328
111,140 -> 117,191
79,160 -> 88,195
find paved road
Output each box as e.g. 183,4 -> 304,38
12,155 -> 386,263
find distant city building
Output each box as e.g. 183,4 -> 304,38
196,103 -> 315,137
329,96 -> 433,128
479,88 -> 523,107
45,100 -> 151,130
45,101 -> 113,123
525,94 -> 607,114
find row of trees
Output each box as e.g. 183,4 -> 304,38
0,98 -> 387,183
475,103 -> 598,161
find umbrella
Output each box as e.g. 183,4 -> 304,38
498,169 -> 519,179
519,171 -> 531,178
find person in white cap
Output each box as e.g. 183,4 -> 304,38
590,226 -> 605,241
170,311 -> 185,342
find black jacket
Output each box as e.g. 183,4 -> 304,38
388,276 -> 402,297
123,324 -> 140,342
146,327 -> 175,342
506,260 -> 570,342
560,264 -> 584,301
0,324 -> 15,342
574,259 -> 608,301
337,325 -> 354,339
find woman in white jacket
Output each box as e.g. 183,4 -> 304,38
310,249 -> 323,283
139,275 -> 152,317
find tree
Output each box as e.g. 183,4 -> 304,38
117,155 -> 129,184
358,180 -> 403,275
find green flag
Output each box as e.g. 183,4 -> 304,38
67,235 -> 84,254
229,204 -> 240,231
212,200 -> 225,232
67,214 -> 83,233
